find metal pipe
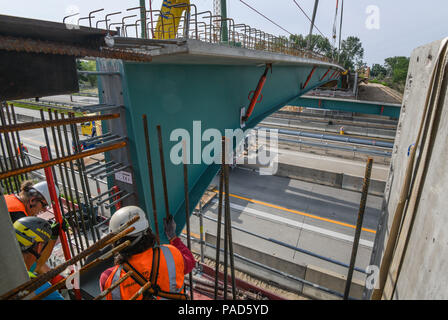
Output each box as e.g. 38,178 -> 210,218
91,186 -> 116,202
87,162 -> 120,176
97,190 -> 126,206
344,158 -> 373,300
277,136 -> 392,157
98,164 -> 131,180
104,192 -> 134,209
257,127 -> 394,149
0,113 -> 120,134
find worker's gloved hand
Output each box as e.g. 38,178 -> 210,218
50,219 -> 70,240
61,218 -> 70,233
50,221 -> 60,240
163,215 -> 177,242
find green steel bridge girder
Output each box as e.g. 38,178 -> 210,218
291,96 -> 402,119
99,60 -> 343,243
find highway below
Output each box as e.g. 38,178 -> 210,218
190,166 -> 382,285
11,102 -> 384,289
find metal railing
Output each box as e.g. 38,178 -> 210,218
64,4 -> 338,65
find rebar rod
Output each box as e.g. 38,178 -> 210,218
93,271 -> 135,300
182,139 -> 193,300
142,115 -> 160,245
54,111 -> 83,256
9,104 -> 28,180
0,104 -> 20,190
48,110 -> 78,258
156,125 -> 171,219
222,139 -> 228,300
70,113 -> 99,242
344,158 -> 373,300
214,139 -> 225,300
1,216 -> 139,300
224,156 -> 236,300
0,141 -> 127,180
0,113 -> 120,134
60,113 -> 89,251
32,240 -> 131,300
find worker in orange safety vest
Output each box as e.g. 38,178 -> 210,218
4,180 -> 67,282
100,206 -> 196,300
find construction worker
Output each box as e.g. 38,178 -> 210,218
4,180 -> 57,223
5,180 -> 68,277
13,216 -> 64,300
99,206 -> 196,300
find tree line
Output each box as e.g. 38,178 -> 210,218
370,56 -> 410,93
288,33 -> 409,93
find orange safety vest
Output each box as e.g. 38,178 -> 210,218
104,245 -> 185,300
4,194 -> 28,216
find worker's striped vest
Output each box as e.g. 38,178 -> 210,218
104,245 -> 185,300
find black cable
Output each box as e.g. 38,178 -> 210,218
239,0 -> 293,35
292,0 -> 326,38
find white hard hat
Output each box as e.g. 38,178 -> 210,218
109,206 -> 149,237
32,181 -> 59,209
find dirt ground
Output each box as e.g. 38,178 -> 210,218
357,82 -> 403,104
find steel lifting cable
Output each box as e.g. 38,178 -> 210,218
332,0 -> 339,47
292,0 -> 326,38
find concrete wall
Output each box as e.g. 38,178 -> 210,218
366,38 -> 448,299
243,162 -> 386,196
202,232 -> 365,300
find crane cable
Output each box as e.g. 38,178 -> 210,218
239,0 -> 293,35
291,0 -> 326,38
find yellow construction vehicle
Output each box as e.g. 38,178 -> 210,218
153,0 -> 190,39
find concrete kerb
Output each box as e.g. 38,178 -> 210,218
241,163 -> 386,196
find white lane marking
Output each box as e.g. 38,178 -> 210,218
210,199 -> 374,248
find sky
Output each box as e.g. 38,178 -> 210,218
1,0 -> 447,66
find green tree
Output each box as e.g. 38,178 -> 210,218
338,36 -> 364,71
289,34 -> 332,57
371,63 -> 387,79
384,56 -> 410,83
76,59 -> 98,88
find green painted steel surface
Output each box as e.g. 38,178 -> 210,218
291,96 -> 401,118
99,60 -> 340,243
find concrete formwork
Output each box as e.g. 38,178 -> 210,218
366,38 -> 448,299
